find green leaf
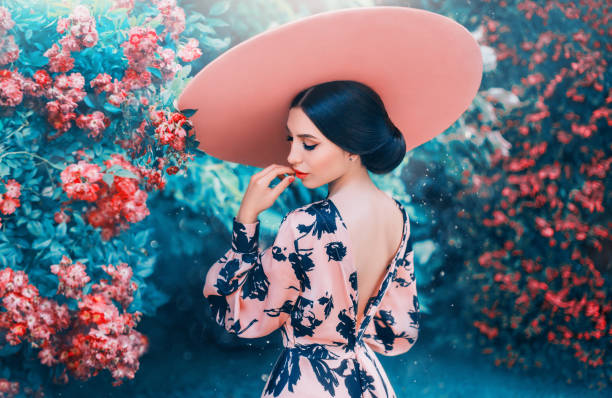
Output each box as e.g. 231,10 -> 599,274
27,221 -> 43,237
27,51 -> 49,67
178,65 -> 192,80
181,108 -> 198,118
56,222 -> 67,238
0,163 -> 9,178
102,173 -> 114,186
147,67 -> 162,80
203,36 -> 231,51
134,230 -> 150,247
194,23 -> 216,35
84,94 -> 97,109
205,17 -> 230,28
135,256 -> 156,278
209,1 -> 231,16
113,168 -> 139,179
104,102 -> 122,114
32,238 -> 52,250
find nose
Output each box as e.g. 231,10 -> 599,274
286,139 -> 301,166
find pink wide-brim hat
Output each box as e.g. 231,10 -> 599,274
177,6 -> 483,169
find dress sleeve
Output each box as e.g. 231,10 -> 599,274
363,229 -> 420,356
203,212 -> 301,338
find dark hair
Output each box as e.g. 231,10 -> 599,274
289,80 -> 406,175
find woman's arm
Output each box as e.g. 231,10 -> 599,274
203,212 -> 301,338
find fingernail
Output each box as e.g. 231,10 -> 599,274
289,176 -> 295,182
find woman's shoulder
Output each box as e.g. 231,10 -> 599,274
282,198 -> 332,221
279,198 -> 336,233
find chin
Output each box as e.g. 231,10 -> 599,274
300,177 -> 326,190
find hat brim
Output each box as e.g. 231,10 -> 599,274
177,6 -> 483,168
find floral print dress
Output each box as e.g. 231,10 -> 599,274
203,197 -> 420,397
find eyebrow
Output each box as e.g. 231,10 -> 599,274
285,125 -> 318,140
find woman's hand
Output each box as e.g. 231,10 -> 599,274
236,164 -> 296,223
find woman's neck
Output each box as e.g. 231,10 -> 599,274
326,165 -> 380,202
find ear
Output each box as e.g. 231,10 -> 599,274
343,150 -> 354,162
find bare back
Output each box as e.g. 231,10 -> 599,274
331,192 -> 404,320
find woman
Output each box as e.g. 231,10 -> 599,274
179,7 -> 482,397
204,81 -> 417,397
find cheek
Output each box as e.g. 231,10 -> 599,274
310,148 -> 345,175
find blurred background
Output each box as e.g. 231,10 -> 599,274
0,0 -> 609,397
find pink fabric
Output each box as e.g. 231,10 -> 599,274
203,197 -> 419,397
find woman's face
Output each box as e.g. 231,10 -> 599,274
285,107 -> 351,189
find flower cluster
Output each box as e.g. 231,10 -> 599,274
151,47 -> 181,81
457,0 -> 610,389
44,5 -> 98,73
110,0 -> 136,14
0,178 -> 21,228
149,107 -> 189,152
0,0 -> 208,391
46,72 -> 88,138
90,72 -> 128,107
0,69 -> 23,107
177,38 -> 203,62
0,6 -> 19,65
153,0 -> 186,41
76,110 -> 111,139
0,257 -> 148,386
49,255 -> 90,300
121,26 -> 160,73
1,69 -> 88,137
0,267 -> 70,347
0,378 -> 20,398
60,160 -> 103,202
59,154 -> 157,240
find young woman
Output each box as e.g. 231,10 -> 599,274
204,81 -> 417,397
179,7 -> 482,397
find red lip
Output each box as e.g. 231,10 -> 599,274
292,169 -> 309,178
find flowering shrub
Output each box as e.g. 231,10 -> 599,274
416,0 -> 611,390
0,256 -> 146,386
0,0 -> 231,393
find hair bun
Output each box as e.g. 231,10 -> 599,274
289,80 -> 407,174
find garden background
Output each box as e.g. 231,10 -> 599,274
0,0 -> 609,397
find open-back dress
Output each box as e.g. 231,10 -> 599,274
203,197 -> 420,397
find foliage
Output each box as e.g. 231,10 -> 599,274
396,0 -> 611,391
0,0 -> 232,391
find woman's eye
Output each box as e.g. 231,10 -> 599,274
286,136 -> 316,151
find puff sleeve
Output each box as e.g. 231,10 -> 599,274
203,212 -> 301,338
363,229 -> 420,356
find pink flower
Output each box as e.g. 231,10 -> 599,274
0,258 -> 148,386
0,70 -> 23,107
0,7 -> 16,34
0,35 -> 20,65
4,179 -> 21,198
177,38 -> 202,62
54,209 -> 71,224
121,26 -> 160,73
154,0 -> 186,41
0,196 -> 20,215
50,255 -> 91,300
76,111 -> 111,139
44,44 -> 75,73
60,160 -> 103,202
109,0 -> 135,13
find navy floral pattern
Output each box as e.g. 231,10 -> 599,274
203,197 -> 419,397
